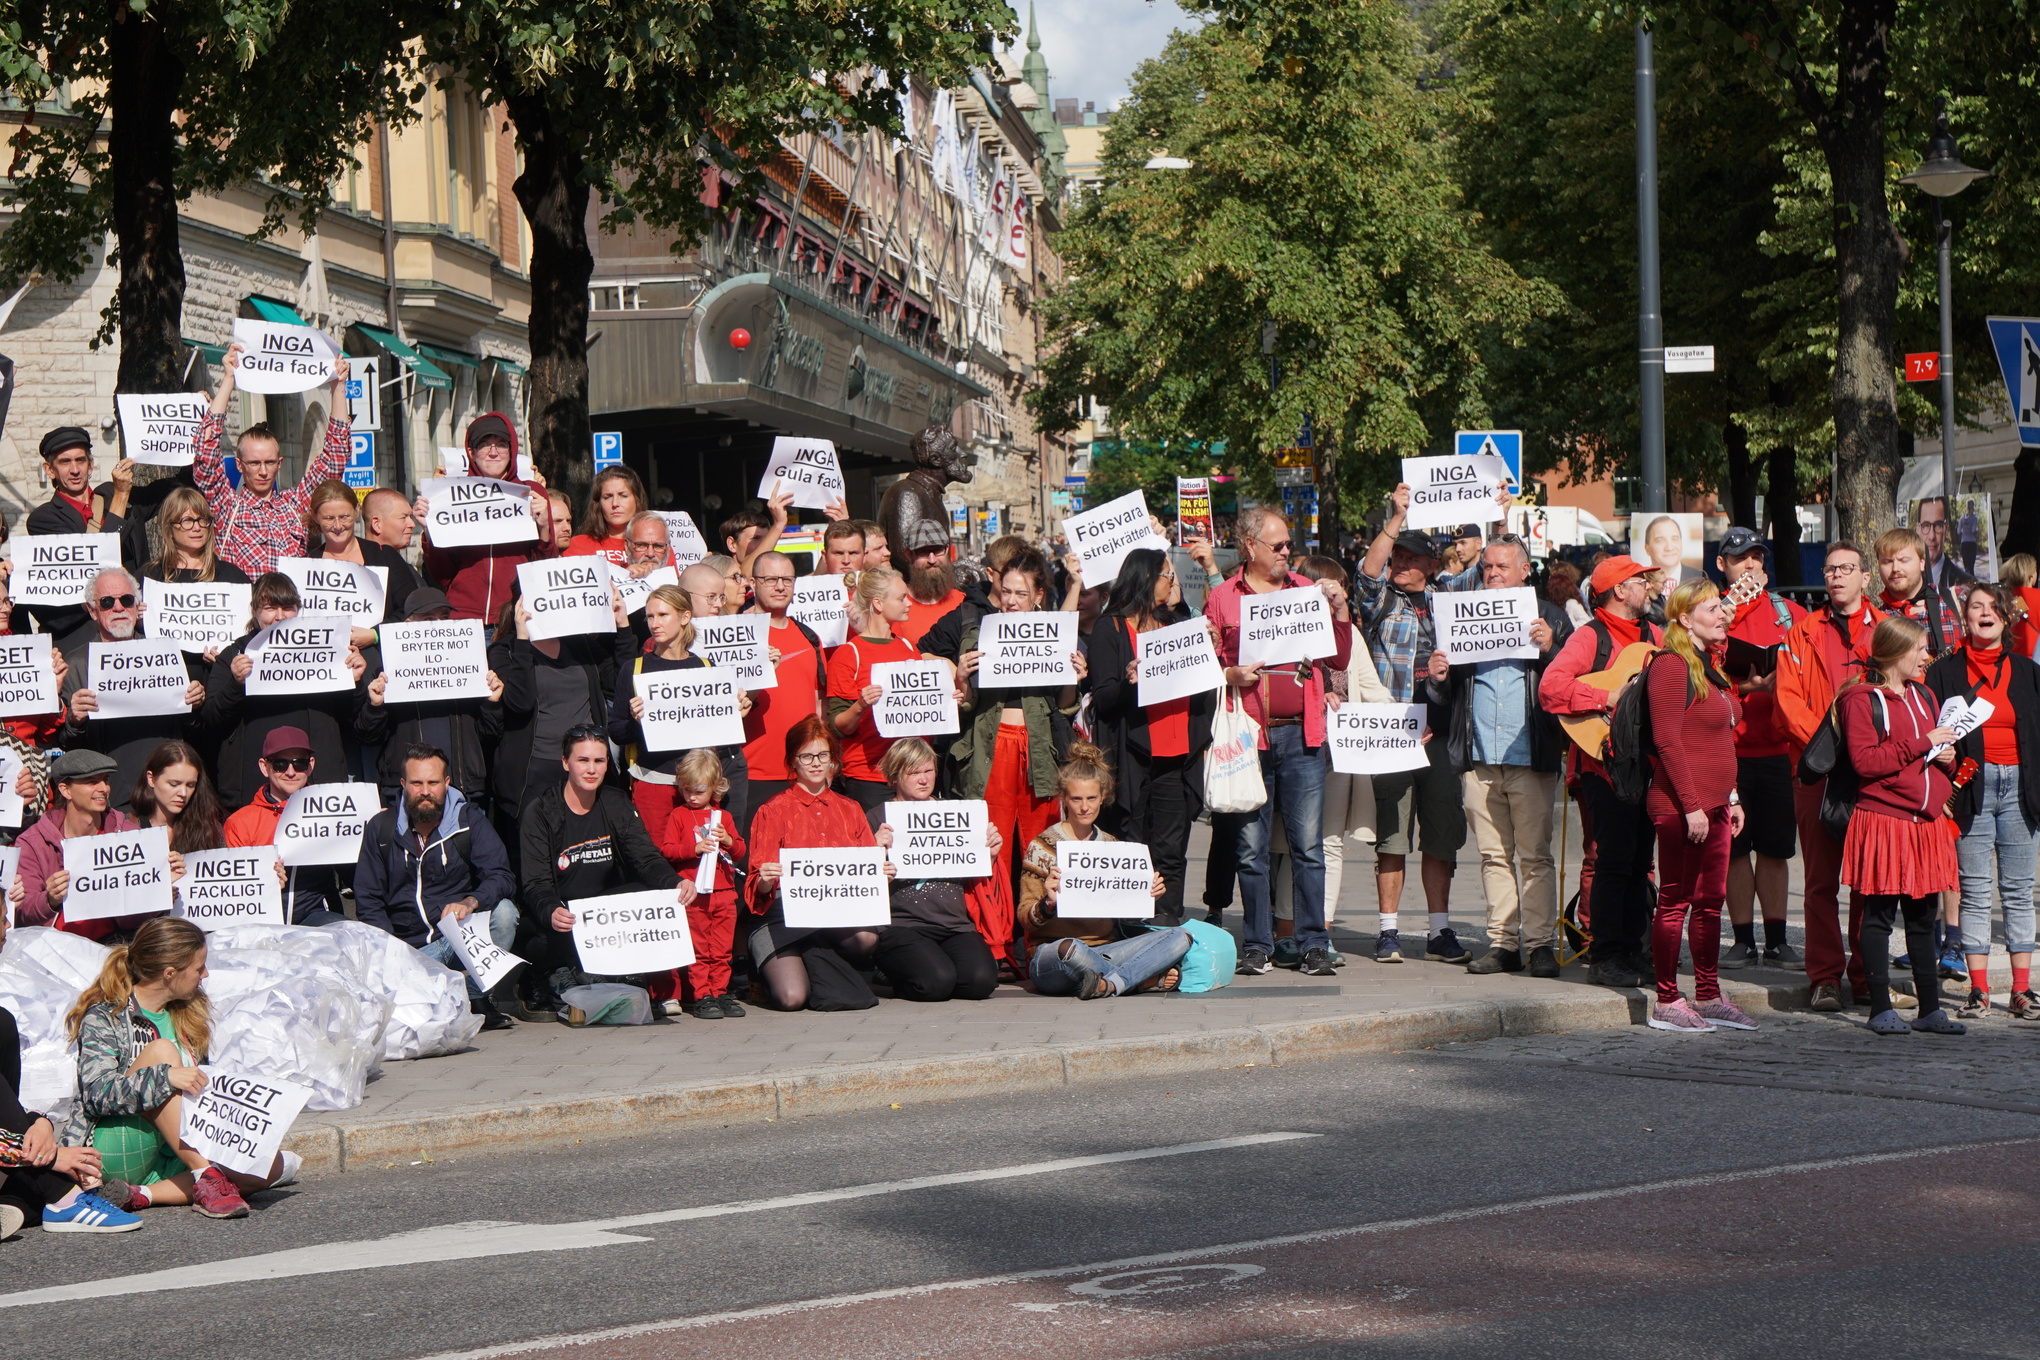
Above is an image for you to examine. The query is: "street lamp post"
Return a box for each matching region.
[1635,24,1666,516]
[1899,97,1989,506]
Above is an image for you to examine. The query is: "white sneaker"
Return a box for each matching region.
[271,1149,303,1188]
[1,1204,22,1240]
[659,999,685,1018]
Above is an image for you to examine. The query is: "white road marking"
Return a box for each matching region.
[0,1132,1317,1310]
[405,1136,2040,1360]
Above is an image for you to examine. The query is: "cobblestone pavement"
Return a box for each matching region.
[1439,1009,2040,1114]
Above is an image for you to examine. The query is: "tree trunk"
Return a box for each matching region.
[1823,0,1904,549]
[1765,442,1802,587]
[109,6,187,394]
[504,87,593,516]
[2002,446,2040,564]
[1315,440,1339,553]
[1723,418,1758,532]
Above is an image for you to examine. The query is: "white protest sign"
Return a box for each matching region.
[870,659,958,737]
[144,579,250,654]
[1136,616,1224,706]
[437,445,468,477]
[788,573,850,648]
[0,753,22,829]
[174,846,284,930]
[0,634,61,716]
[378,619,491,703]
[693,613,776,689]
[0,846,17,923]
[229,318,340,394]
[977,611,1078,687]
[884,800,990,879]
[245,614,354,695]
[1437,587,1540,663]
[516,558,615,640]
[692,810,724,894]
[1929,695,1994,763]
[116,392,209,467]
[273,783,377,866]
[419,476,539,548]
[757,437,846,511]
[1054,839,1156,919]
[609,562,678,617]
[178,1069,313,1177]
[1237,585,1336,667]
[60,825,173,923]
[634,665,746,750]
[1328,704,1430,774]
[570,888,695,975]
[779,846,891,928]
[661,512,710,567]
[278,557,387,630]
[445,911,524,991]
[87,640,192,719]
[14,534,124,607]
[1063,489,1170,588]
[1401,455,1513,533]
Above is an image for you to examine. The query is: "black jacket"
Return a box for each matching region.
[518,782,677,927]
[1924,647,2040,832]
[58,630,207,812]
[488,628,637,810]
[24,484,129,646]
[202,631,368,808]
[307,539,423,625]
[354,640,504,799]
[1426,597,1574,776]
[1083,611,1215,815]
[353,788,517,947]
[918,576,995,667]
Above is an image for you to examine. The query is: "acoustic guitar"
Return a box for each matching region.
[1559,571,1767,759]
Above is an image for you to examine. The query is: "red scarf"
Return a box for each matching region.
[1964,642,2008,689]
[1593,608,1641,649]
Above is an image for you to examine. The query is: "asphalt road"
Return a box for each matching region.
[5,1020,2037,1360]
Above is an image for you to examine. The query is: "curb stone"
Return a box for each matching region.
[283,976,1807,1177]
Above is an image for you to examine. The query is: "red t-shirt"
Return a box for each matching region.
[1963,644,2020,765]
[744,618,824,780]
[566,534,628,568]
[898,589,964,647]
[826,633,923,782]
[1128,621,1190,757]
[2012,588,2040,661]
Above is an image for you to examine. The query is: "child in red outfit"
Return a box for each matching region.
[657,748,748,1019]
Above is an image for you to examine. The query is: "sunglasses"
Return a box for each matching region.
[265,754,312,773]
[95,593,137,611]
[563,723,607,745]
[1259,539,1293,554]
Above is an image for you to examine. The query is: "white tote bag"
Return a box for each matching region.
[1202,685,1267,813]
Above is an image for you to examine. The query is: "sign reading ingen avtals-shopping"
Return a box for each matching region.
[757,437,846,511]
[883,800,991,879]
[693,614,776,689]
[1438,587,1540,663]
[1064,490,1170,588]
[116,392,209,467]
[976,611,1079,687]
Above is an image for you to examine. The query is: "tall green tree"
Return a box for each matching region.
[0,3,416,393]
[418,1,1012,507]
[1031,0,1558,542]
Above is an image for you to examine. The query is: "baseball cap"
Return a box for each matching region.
[465,412,514,451]
[261,726,314,758]
[1391,529,1442,557]
[405,587,452,618]
[49,749,118,782]
[1718,526,1769,559]
[1589,556,1652,593]
[1452,524,1483,540]
[39,426,92,461]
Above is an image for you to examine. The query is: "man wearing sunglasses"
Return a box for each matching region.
[223,726,348,926]
[56,567,208,812]
[1205,506,1353,977]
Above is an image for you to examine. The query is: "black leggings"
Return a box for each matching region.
[872,925,998,1003]
[1860,894,1943,1016]
[1,1008,72,1210]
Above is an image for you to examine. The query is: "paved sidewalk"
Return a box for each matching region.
[287,811,1854,1174]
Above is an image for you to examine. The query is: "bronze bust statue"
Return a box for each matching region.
[879,425,973,573]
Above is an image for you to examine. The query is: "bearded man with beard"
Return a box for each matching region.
[57,567,208,811]
[354,743,521,1030]
[896,522,969,648]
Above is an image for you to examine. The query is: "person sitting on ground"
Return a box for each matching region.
[354,744,521,1031]
[1,1003,141,1237]
[13,749,180,942]
[132,740,225,853]
[221,726,345,925]
[866,738,1006,1002]
[1019,743,1182,999]
[522,726,696,1021]
[63,917,297,1221]
[744,716,896,1011]
[652,748,748,1020]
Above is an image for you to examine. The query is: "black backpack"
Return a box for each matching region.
[1603,651,1673,804]
[1797,688,1886,840]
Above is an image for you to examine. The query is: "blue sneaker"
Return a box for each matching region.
[1894,952,1912,969]
[1939,947,1969,983]
[1373,930,1404,964]
[41,1192,142,1233]
[1426,929,1470,964]
[1271,937,1304,969]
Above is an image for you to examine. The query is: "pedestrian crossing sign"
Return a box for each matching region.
[1986,317,2040,446]
[1454,430,1521,486]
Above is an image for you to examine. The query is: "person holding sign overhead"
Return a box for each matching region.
[1206,508,1353,978]
[419,412,551,625]
[866,738,1006,1000]
[954,549,1083,890]
[828,569,955,813]
[303,479,420,628]
[190,343,351,577]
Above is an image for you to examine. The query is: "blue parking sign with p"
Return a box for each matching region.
[1455,430,1522,486]
[345,432,375,491]
[593,432,623,470]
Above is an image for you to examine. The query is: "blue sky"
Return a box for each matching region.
[1014,0,1194,111]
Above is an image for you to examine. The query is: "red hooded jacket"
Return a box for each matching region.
[421,411,554,625]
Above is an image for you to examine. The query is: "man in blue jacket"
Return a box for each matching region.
[354,742,520,1030]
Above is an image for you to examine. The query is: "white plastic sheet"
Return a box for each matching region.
[0,928,109,1123]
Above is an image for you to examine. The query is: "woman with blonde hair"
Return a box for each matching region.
[1839,614,1968,1035]
[611,583,714,853]
[826,568,964,812]
[1641,578,1755,1032]
[63,917,295,1219]
[143,486,249,586]
[866,737,1006,998]
[302,477,420,628]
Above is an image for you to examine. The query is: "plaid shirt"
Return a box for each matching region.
[1355,561,1478,701]
[190,411,350,577]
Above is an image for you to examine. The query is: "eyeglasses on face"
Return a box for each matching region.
[169,515,212,530]
[1823,563,1862,577]
[755,573,795,586]
[95,593,137,611]
[265,754,312,773]
[792,751,834,767]
[629,538,667,549]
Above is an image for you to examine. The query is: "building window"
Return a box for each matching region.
[1612,473,1639,516]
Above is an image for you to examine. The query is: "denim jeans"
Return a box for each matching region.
[1030,927,1193,997]
[1237,725,1327,954]
[1956,763,2038,955]
[420,899,521,1001]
